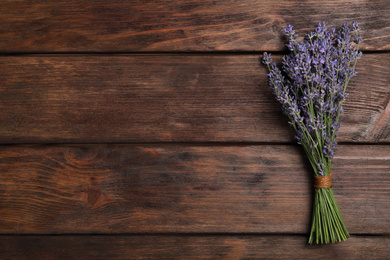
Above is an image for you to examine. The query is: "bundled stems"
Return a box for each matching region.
[262,21,362,244]
[309,187,349,244]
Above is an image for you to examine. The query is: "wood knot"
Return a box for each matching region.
[81,187,109,208]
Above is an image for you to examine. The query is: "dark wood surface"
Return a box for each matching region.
[1,54,389,143]
[1,235,389,260]
[0,145,389,234]
[0,0,389,52]
[1,0,389,259]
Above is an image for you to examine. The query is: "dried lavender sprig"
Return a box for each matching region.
[262,21,362,177]
[261,21,362,244]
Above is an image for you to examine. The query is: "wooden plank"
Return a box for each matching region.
[0,144,389,234]
[0,54,388,143]
[0,1,389,52]
[1,235,389,259]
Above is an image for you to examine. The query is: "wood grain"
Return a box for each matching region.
[1,1,388,255]
[0,1,389,52]
[1,235,389,260]
[0,54,389,143]
[0,145,389,234]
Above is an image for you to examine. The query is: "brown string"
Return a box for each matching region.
[314,172,332,189]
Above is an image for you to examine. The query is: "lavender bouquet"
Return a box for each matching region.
[262,22,362,244]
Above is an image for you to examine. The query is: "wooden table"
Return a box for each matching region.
[1,1,389,259]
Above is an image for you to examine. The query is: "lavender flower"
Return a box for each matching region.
[261,22,363,245]
[261,21,362,176]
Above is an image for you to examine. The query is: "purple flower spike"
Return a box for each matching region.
[352,21,360,32]
[262,21,363,174]
[261,52,272,65]
[261,21,362,245]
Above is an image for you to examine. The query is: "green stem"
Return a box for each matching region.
[308,187,349,244]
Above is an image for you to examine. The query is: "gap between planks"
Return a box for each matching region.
[0,233,388,237]
[0,142,389,147]
[0,50,390,56]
